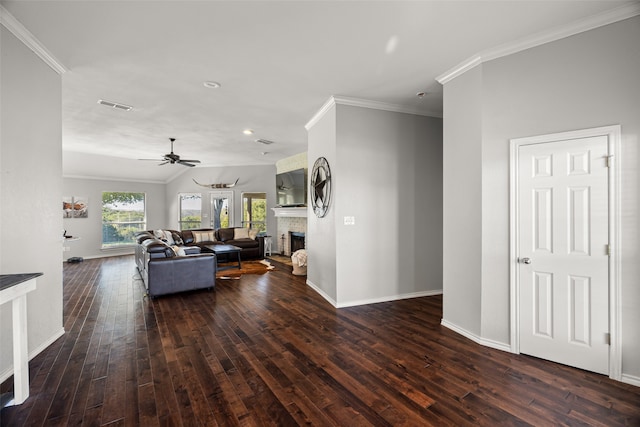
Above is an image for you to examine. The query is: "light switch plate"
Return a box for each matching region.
[344,216,355,225]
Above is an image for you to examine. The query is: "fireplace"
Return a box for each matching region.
[289,231,305,254]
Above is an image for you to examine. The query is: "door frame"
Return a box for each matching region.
[208,190,234,228]
[509,125,621,380]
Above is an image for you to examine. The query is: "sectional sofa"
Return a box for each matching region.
[134,227,265,298]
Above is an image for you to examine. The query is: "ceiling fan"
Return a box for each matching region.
[139,138,201,167]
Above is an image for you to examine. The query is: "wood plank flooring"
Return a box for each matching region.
[1,255,639,426]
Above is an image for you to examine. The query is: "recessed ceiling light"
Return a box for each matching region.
[203,81,221,89]
[243,129,254,135]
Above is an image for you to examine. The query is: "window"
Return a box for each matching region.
[241,192,267,233]
[179,193,202,230]
[102,192,146,247]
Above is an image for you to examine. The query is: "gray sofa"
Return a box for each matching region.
[135,230,216,298]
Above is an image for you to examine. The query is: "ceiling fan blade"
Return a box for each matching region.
[158,161,169,166]
[179,159,200,163]
[138,158,164,161]
[178,161,197,167]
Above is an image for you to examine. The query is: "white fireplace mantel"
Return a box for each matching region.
[272,207,308,218]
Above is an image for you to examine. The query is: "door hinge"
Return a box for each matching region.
[605,333,611,345]
[606,244,611,256]
[606,155,614,168]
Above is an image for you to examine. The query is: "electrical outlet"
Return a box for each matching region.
[344,216,355,225]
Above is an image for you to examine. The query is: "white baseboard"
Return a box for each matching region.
[305,279,337,307]
[0,327,65,383]
[441,319,512,353]
[621,373,640,387]
[335,289,443,308]
[304,280,443,309]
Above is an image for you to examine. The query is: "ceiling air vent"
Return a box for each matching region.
[98,99,133,111]
[255,139,275,145]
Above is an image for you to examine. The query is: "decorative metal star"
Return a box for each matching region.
[313,169,327,203]
[310,157,331,218]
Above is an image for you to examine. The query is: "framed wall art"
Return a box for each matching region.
[63,196,88,218]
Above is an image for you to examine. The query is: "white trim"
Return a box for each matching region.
[437,3,640,84]
[0,5,67,74]
[271,207,307,218]
[436,56,482,86]
[63,174,167,185]
[621,374,640,388]
[335,289,443,309]
[305,97,337,131]
[509,125,622,382]
[306,279,338,307]
[332,96,442,118]
[0,327,65,383]
[441,320,511,353]
[305,95,442,130]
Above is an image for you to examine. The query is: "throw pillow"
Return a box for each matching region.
[193,230,215,243]
[234,228,250,239]
[171,245,186,256]
[153,229,175,245]
[171,232,184,245]
[163,230,175,245]
[248,229,259,240]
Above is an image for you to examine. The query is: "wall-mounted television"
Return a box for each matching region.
[276,168,307,207]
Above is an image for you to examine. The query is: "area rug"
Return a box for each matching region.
[216,259,275,279]
[267,254,292,266]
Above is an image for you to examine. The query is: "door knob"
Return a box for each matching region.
[520,257,532,264]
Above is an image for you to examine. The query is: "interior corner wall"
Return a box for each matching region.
[306,104,338,304]
[334,105,443,306]
[443,15,640,379]
[1,26,64,379]
[62,177,167,259]
[442,65,483,336]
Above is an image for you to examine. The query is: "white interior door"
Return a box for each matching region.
[517,135,610,375]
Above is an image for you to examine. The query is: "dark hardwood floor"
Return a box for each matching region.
[2,255,639,426]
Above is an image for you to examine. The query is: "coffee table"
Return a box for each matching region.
[205,244,242,271]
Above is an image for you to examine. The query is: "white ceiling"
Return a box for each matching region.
[2,0,634,183]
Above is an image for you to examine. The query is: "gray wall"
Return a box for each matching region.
[442,66,483,336]
[62,177,167,259]
[307,100,443,307]
[442,16,640,379]
[307,104,338,303]
[0,26,64,380]
[335,105,443,305]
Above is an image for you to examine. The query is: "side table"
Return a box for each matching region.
[264,235,272,256]
[0,273,41,406]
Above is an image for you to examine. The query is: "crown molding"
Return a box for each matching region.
[0,5,67,74]
[63,174,167,185]
[305,95,442,130]
[305,96,337,130]
[333,96,443,118]
[437,2,640,84]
